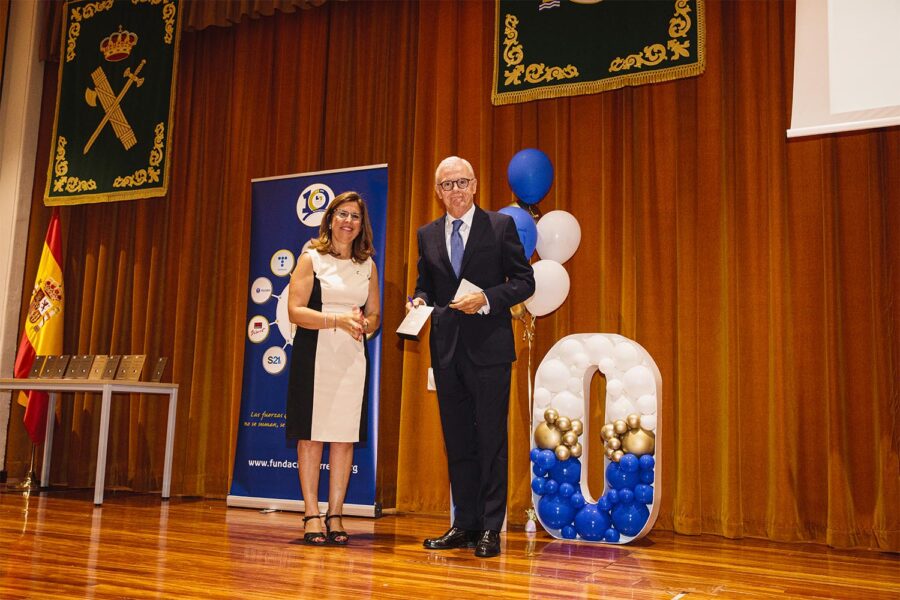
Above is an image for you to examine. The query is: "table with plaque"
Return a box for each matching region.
[0,374,178,506]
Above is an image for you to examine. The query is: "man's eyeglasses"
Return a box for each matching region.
[438,178,472,192]
[335,209,361,222]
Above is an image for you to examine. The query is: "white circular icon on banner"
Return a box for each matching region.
[297,184,335,228]
[250,277,273,304]
[262,346,287,375]
[247,315,270,343]
[270,249,295,277]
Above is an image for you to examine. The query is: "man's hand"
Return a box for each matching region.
[406,296,426,313]
[449,292,486,315]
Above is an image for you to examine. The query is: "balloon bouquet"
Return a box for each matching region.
[502,148,583,530]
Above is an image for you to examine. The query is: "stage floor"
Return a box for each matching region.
[0,487,897,599]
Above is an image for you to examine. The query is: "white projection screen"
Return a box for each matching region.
[788,0,900,138]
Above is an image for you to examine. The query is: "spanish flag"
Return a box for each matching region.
[13,208,64,444]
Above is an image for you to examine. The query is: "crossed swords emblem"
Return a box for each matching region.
[83,59,146,154]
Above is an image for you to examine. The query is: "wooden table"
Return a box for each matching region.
[0,378,178,505]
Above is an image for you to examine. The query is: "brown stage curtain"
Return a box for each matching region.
[40,0,330,61]
[9,0,898,551]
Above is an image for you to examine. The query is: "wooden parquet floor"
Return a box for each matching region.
[0,488,897,599]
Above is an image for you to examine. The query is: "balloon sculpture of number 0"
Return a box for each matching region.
[530,334,661,543]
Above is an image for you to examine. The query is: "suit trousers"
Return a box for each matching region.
[433,343,511,532]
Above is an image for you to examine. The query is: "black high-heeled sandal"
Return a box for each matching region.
[302,514,327,546]
[324,514,349,545]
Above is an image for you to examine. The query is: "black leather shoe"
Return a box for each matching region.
[474,530,501,558]
[423,527,478,549]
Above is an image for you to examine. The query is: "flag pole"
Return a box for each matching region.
[16,444,39,490]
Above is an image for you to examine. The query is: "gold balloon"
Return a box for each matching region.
[626,413,641,430]
[570,420,583,436]
[534,422,561,449]
[556,416,572,432]
[622,428,656,456]
[600,424,616,441]
[614,420,628,435]
[562,431,578,447]
[605,446,616,459]
[607,437,621,451]
[569,442,583,458]
[612,450,624,462]
[543,407,559,424]
[510,302,527,320]
[555,445,571,461]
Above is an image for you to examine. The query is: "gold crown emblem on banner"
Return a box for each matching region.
[100,26,138,62]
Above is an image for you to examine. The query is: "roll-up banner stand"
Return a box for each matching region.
[228,165,387,517]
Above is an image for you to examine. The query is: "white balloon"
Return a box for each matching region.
[536,210,581,264]
[572,352,590,371]
[614,341,640,371]
[640,414,657,432]
[598,357,616,375]
[636,394,657,415]
[606,396,633,422]
[557,338,585,361]
[624,365,655,399]
[566,376,583,395]
[524,260,570,317]
[551,390,583,420]
[534,387,552,409]
[607,378,624,398]
[535,359,569,393]
[586,335,615,364]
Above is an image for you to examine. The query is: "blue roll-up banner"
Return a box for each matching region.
[227,165,387,517]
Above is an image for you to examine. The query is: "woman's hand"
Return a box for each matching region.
[336,308,367,341]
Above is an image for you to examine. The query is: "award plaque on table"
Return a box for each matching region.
[88,355,109,380]
[148,357,168,383]
[28,356,47,378]
[115,355,147,382]
[102,355,122,379]
[41,355,71,379]
[65,355,94,379]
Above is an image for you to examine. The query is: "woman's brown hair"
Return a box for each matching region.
[309,191,375,262]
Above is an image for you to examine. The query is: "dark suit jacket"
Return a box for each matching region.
[415,207,535,369]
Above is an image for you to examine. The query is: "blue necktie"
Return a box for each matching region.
[450,219,464,277]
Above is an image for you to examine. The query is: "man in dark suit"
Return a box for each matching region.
[408,156,535,558]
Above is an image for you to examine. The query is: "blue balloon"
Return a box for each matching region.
[574,504,610,541]
[507,148,554,205]
[537,449,557,471]
[530,447,541,463]
[498,206,538,260]
[531,476,547,495]
[619,453,640,473]
[611,502,650,536]
[558,483,575,498]
[550,457,581,484]
[639,469,655,484]
[597,494,612,511]
[635,484,654,504]
[606,461,640,490]
[561,525,577,540]
[606,489,620,505]
[639,454,656,471]
[569,491,585,510]
[538,494,575,529]
[544,479,559,496]
[604,528,620,543]
[619,488,634,504]
[532,463,548,477]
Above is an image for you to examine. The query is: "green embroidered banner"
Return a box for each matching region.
[45,0,181,205]
[493,0,705,106]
